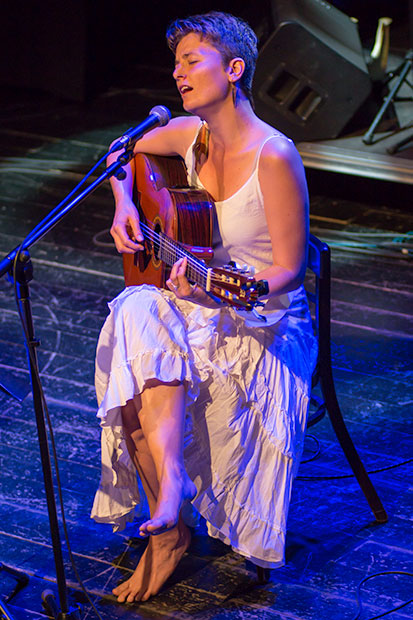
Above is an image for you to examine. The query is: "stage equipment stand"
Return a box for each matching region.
[0,380,24,402]
[363,1,413,145]
[0,148,134,620]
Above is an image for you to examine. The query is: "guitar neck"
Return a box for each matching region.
[140,221,210,289]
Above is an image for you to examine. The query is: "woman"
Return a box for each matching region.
[91,11,317,603]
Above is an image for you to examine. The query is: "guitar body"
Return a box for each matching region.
[120,153,261,313]
[123,153,214,287]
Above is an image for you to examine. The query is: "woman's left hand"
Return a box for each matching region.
[166,257,196,299]
[167,257,222,308]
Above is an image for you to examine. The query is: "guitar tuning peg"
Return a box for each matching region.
[223,261,236,271]
[242,264,255,276]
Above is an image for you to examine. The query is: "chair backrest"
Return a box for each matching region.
[307,234,331,365]
[306,234,331,426]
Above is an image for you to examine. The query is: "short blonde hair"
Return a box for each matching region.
[166,11,258,105]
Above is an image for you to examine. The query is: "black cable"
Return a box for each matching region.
[300,434,321,464]
[11,260,105,618]
[351,571,413,620]
[297,456,413,481]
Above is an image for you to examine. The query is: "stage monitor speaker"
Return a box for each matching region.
[253,0,373,141]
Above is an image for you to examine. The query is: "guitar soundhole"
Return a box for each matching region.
[152,216,163,268]
[153,222,161,259]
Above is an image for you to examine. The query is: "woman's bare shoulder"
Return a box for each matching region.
[256,124,308,205]
[259,128,302,172]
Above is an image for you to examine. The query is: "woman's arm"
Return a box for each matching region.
[108,116,200,253]
[256,138,309,296]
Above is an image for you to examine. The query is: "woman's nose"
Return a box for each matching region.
[173,64,185,80]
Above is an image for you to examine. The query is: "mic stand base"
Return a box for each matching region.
[42,590,81,620]
[0,563,80,620]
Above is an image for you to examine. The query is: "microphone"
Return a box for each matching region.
[109,105,171,153]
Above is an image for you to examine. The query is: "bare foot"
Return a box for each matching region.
[112,543,151,603]
[112,518,191,603]
[139,467,196,537]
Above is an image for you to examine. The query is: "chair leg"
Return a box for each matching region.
[320,366,388,523]
[256,566,270,584]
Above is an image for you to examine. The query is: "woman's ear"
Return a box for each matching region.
[227,57,245,83]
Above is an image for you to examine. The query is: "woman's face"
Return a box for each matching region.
[173,32,232,114]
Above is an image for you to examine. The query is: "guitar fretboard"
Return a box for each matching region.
[140,221,210,290]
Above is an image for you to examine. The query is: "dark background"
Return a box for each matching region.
[0,0,409,102]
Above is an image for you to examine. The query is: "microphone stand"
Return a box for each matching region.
[0,148,134,619]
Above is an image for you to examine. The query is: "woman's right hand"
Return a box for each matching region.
[110,198,145,254]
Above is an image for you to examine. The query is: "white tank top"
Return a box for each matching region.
[184,123,304,326]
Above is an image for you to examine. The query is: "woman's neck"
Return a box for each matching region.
[201,96,257,152]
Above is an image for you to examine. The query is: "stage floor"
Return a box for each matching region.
[298,128,413,185]
[0,83,412,620]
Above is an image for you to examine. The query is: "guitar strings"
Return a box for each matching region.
[139,221,209,284]
[141,224,207,281]
[138,220,252,296]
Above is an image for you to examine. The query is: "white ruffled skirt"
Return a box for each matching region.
[91,284,317,569]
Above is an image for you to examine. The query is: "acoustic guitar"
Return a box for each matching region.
[122,153,265,312]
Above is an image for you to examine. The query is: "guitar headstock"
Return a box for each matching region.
[209,264,264,310]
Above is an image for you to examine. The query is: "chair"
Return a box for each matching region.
[255,234,388,584]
